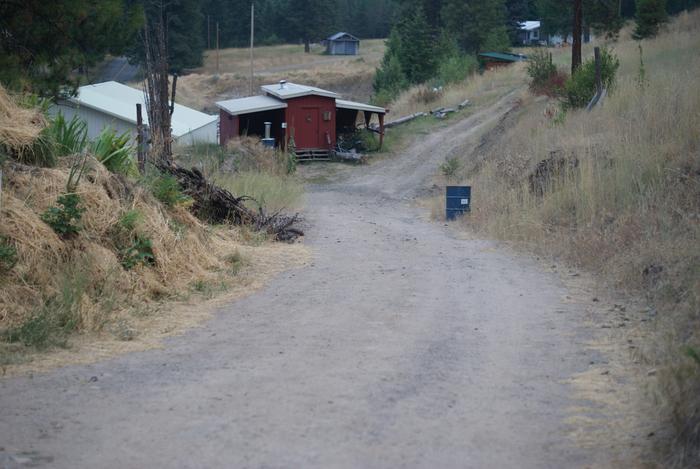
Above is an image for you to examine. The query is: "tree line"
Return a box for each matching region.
[0,0,698,97]
[372,0,699,104]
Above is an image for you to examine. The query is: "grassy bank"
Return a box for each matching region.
[0,90,306,371]
[443,11,699,465]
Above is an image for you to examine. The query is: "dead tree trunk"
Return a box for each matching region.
[143,4,173,165]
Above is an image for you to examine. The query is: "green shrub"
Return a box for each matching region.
[0,236,18,272]
[437,53,477,85]
[91,127,135,175]
[118,209,141,232]
[149,173,190,207]
[527,49,557,90]
[440,156,460,179]
[564,47,620,109]
[48,113,87,157]
[120,234,155,270]
[41,193,85,237]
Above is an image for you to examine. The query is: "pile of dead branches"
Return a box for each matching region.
[157,161,303,241]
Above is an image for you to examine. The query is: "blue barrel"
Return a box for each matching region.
[446,186,471,220]
[261,138,275,148]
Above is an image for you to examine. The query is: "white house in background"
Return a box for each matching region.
[53,81,218,145]
[518,21,594,46]
[519,21,543,45]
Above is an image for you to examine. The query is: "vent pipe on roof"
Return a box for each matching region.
[279,80,287,90]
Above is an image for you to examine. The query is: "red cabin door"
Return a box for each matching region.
[297,107,320,149]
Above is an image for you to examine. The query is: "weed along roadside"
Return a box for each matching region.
[0,86,309,374]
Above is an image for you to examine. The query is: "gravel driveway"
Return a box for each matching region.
[0,91,612,468]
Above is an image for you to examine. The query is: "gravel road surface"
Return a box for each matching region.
[0,91,610,468]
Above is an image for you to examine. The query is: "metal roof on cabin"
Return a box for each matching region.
[327,32,359,42]
[335,99,385,114]
[216,95,287,115]
[261,82,340,100]
[68,81,218,137]
[478,52,528,62]
[519,21,541,31]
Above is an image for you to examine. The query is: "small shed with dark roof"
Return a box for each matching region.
[325,32,360,55]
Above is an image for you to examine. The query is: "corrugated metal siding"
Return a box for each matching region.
[176,121,219,145]
[54,103,136,140]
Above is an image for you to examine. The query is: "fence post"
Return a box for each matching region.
[594,47,602,94]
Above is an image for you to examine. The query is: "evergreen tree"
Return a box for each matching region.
[396,7,438,83]
[633,0,668,39]
[442,0,510,53]
[0,0,142,96]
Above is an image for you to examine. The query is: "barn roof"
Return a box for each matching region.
[478,52,528,62]
[67,81,217,137]
[216,95,287,115]
[336,99,385,114]
[261,82,340,100]
[519,21,541,31]
[327,32,359,42]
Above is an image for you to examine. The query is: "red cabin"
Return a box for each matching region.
[216,81,385,159]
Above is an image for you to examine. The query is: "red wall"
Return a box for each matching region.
[219,109,239,146]
[284,95,336,150]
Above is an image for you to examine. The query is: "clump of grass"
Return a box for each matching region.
[3,261,89,349]
[146,172,191,207]
[48,113,87,157]
[0,236,18,273]
[214,171,304,213]
[440,156,460,179]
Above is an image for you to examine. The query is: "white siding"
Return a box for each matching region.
[175,120,219,146]
[52,102,218,146]
[53,103,136,141]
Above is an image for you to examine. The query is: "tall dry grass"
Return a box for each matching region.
[459,11,700,465]
[387,63,526,119]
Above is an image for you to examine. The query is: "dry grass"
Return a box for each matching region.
[453,11,700,465]
[175,40,386,112]
[0,87,46,156]
[387,63,526,119]
[0,90,309,372]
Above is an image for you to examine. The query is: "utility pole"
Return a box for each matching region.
[572,0,583,74]
[207,15,211,50]
[250,2,255,95]
[216,21,220,74]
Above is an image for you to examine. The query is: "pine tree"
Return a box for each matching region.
[442,0,510,53]
[0,0,143,96]
[633,0,668,39]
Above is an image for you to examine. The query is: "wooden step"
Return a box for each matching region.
[295,148,331,161]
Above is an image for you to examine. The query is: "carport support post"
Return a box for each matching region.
[378,113,384,148]
[363,111,371,129]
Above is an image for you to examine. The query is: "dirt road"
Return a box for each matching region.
[1,92,616,468]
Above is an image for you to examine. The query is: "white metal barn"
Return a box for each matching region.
[53,81,219,145]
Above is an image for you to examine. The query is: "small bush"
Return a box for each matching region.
[564,47,620,109]
[0,235,18,272]
[41,193,85,237]
[91,127,135,175]
[440,156,460,179]
[225,250,245,275]
[527,49,567,97]
[118,209,141,232]
[437,53,478,85]
[48,113,87,157]
[149,173,191,207]
[120,234,155,270]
